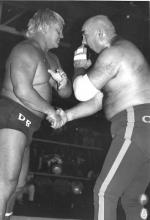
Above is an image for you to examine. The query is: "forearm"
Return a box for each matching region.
[73,67,86,80]
[57,79,72,98]
[15,88,55,116]
[73,44,91,80]
[48,69,72,98]
[66,94,103,122]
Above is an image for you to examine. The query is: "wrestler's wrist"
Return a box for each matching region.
[45,107,56,117]
[74,67,86,78]
[65,110,72,122]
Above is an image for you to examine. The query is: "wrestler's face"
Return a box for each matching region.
[82,23,106,53]
[82,25,99,53]
[45,23,63,49]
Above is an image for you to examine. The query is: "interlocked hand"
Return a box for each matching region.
[46,111,63,129]
[46,108,68,129]
[56,108,68,127]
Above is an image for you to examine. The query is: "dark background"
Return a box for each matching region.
[0,1,149,219]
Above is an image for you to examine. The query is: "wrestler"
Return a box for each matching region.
[56,15,150,220]
[0,8,71,220]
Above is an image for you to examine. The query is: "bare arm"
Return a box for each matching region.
[87,49,120,90]
[48,52,72,98]
[57,77,72,98]
[73,48,120,94]
[66,92,103,122]
[52,91,103,129]
[10,45,56,116]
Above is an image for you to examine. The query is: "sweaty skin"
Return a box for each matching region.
[87,39,150,119]
[1,39,58,118]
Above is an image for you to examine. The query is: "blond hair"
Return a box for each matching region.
[26,8,65,38]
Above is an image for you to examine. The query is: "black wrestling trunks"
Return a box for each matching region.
[0,96,42,141]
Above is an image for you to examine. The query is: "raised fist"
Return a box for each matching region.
[74,45,92,69]
[74,45,87,61]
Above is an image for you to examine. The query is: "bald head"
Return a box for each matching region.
[82,15,116,41]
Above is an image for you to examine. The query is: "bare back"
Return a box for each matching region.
[90,39,150,119]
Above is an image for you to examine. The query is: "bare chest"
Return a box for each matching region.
[33,55,51,85]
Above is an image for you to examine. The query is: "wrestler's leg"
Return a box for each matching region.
[0,129,27,220]
[93,135,149,220]
[5,146,30,220]
[121,158,150,220]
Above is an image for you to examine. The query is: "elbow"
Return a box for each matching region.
[73,87,87,102]
[13,87,29,101]
[73,75,96,102]
[73,76,88,101]
[65,87,72,98]
[58,82,72,98]
[64,81,72,98]
[59,87,72,98]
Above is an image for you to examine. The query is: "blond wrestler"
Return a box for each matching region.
[0,8,71,220]
[55,15,150,220]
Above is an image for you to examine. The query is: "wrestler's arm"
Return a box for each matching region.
[48,53,72,98]
[63,50,118,122]
[57,77,72,98]
[65,92,103,122]
[10,45,57,116]
[60,50,107,122]
[85,49,120,90]
[54,50,119,128]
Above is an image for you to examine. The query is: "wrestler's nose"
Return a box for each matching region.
[60,31,63,39]
[82,35,86,45]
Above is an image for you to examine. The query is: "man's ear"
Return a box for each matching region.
[98,30,106,40]
[42,24,49,34]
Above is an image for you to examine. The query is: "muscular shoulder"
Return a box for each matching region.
[95,39,138,74]
[7,40,42,79]
[99,45,123,64]
[9,40,40,64]
[100,40,146,72]
[93,46,122,80]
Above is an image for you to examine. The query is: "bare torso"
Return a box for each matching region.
[98,40,150,119]
[1,39,59,118]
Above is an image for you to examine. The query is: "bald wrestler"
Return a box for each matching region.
[0,8,71,220]
[55,15,150,220]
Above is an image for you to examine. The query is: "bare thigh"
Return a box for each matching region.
[17,146,30,188]
[0,128,27,184]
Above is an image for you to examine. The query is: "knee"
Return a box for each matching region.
[0,179,17,200]
[16,175,28,192]
[93,182,103,205]
[94,185,119,206]
[15,185,25,194]
[93,179,103,198]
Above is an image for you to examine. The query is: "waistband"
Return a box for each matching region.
[111,103,150,124]
[0,95,42,122]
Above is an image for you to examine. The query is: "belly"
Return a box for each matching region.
[1,83,52,118]
[104,90,150,120]
[34,83,52,102]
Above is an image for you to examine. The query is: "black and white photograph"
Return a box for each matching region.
[0,1,149,220]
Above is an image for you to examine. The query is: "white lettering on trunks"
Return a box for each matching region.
[18,113,31,127]
[142,115,150,123]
